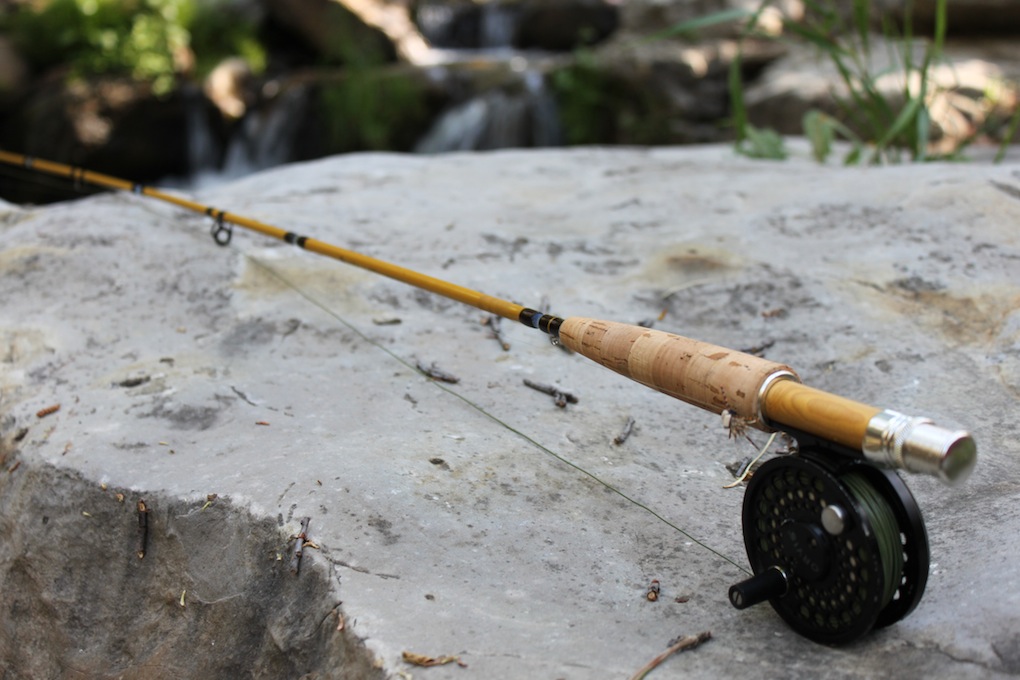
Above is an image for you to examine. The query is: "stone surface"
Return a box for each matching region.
[1,145,1019,677]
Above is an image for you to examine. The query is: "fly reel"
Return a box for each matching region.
[729,448,928,644]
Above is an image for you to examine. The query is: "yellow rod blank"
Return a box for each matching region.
[0,150,524,321]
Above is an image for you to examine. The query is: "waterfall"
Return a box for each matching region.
[221,86,309,180]
[415,0,521,49]
[479,4,518,48]
[171,85,309,190]
[414,67,563,154]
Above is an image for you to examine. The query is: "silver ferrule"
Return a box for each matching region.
[862,409,977,485]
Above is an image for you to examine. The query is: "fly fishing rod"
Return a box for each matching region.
[0,149,977,644]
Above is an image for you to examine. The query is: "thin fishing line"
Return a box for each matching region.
[245,254,751,575]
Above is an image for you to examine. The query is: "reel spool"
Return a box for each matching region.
[729,449,928,644]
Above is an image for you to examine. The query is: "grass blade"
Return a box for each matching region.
[645,8,753,41]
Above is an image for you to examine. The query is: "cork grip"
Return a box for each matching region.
[558,317,796,427]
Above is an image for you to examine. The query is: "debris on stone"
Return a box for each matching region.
[290,517,311,575]
[401,651,467,668]
[137,500,149,559]
[482,314,510,351]
[614,416,636,445]
[629,631,712,680]
[522,378,577,408]
[35,404,60,419]
[416,360,460,384]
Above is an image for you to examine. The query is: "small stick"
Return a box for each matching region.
[739,339,775,357]
[628,631,712,680]
[290,517,311,574]
[522,378,578,408]
[483,314,511,351]
[137,500,149,559]
[416,360,460,384]
[614,416,636,445]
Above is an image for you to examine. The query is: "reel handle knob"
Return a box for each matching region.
[729,566,788,610]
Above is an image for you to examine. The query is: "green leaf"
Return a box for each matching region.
[876,94,923,149]
[728,55,747,143]
[803,109,834,162]
[739,124,787,160]
[646,8,753,41]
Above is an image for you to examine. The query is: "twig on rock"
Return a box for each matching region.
[523,378,578,408]
[614,416,636,445]
[137,500,149,559]
[628,631,712,680]
[482,314,510,351]
[290,517,311,575]
[416,360,460,383]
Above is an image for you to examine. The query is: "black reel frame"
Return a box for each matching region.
[729,434,929,645]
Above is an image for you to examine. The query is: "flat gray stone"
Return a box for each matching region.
[1,145,1018,677]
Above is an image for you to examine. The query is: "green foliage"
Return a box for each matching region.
[995,106,1020,163]
[728,52,787,159]
[187,3,266,78]
[644,8,752,42]
[550,50,618,145]
[318,71,430,152]
[2,0,266,94]
[784,0,948,163]
[671,0,967,163]
[552,49,678,146]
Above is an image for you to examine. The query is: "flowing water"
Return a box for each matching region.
[177,4,568,186]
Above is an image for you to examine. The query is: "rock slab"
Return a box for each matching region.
[1,145,1019,678]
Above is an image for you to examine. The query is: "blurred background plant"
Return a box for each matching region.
[1,0,266,95]
[717,0,1019,163]
[1,0,1018,203]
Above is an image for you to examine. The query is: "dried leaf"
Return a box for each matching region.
[402,651,467,668]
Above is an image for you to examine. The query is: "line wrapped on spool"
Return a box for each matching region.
[842,472,904,609]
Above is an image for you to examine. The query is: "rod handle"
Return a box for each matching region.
[761,380,977,484]
[557,317,795,427]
